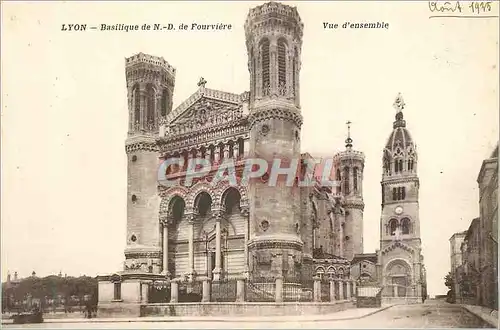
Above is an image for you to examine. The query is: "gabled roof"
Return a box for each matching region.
[165,87,248,125]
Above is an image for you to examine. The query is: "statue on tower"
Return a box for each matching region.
[393,93,405,113]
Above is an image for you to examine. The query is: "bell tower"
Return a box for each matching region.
[333,121,365,261]
[378,93,424,302]
[245,1,304,281]
[124,53,176,273]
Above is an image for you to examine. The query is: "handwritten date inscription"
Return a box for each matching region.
[428,1,493,16]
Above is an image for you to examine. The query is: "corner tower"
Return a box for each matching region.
[124,53,176,273]
[245,2,304,281]
[333,121,365,261]
[378,93,424,302]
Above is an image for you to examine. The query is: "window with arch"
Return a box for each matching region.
[161,89,169,117]
[401,218,411,234]
[277,38,287,92]
[223,187,241,215]
[389,219,398,235]
[146,84,155,126]
[353,167,359,193]
[293,48,298,95]
[251,47,256,98]
[195,192,212,217]
[260,38,270,95]
[228,141,234,158]
[343,167,350,195]
[218,143,225,161]
[133,84,140,126]
[237,138,244,159]
[393,186,406,200]
[408,159,414,171]
[209,145,215,163]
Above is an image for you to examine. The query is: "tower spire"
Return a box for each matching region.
[345,120,353,149]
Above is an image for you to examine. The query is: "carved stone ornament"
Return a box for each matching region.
[260,124,270,136]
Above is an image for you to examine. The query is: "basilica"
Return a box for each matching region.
[97,1,426,309]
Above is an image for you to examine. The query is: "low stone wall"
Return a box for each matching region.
[141,301,355,317]
[98,303,142,318]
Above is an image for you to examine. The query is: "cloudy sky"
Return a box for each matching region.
[1,1,498,296]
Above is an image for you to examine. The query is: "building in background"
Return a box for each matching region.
[449,231,467,301]
[477,143,498,309]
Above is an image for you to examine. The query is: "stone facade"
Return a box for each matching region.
[449,231,467,301]
[450,144,498,309]
[96,1,429,310]
[476,144,498,310]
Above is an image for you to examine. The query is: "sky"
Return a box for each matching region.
[1,1,498,296]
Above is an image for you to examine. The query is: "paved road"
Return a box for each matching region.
[3,301,493,329]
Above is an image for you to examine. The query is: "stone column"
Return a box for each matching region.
[313,276,321,302]
[187,214,195,280]
[346,281,351,300]
[352,280,357,298]
[393,284,398,298]
[275,276,283,303]
[162,219,170,276]
[338,280,344,300]
[213,212,222,281]
[329,279,336,302]
[241,206,250,277]
[170,281,179,303]
[140,282,149,304]
[202,278,211,302]
[236,279,245,302]
[233,143,240,160]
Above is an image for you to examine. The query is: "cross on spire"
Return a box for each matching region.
[345,120,353,149]
[197,77,207,88]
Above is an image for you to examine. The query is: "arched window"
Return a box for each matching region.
[228,141,234,158]
[250,47,256,98]
[389,219,398,235]
[133,84,140,127]
[293,48,298,95]
[146,84,155,126]
[402,187,406,200]
[209,145,215,163]
[401,218,411,234]
[260,38,270,95]
[394,161,399,173]
[399,160,403,172]
[393,188,397,200]
[277,38,287,94]
[237,138,244,159]
[343,167,350,195]
[218,143,225,161]
[161,89,169,117]
[353,167,358,193]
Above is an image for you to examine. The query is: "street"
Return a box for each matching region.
[3,301,494,329]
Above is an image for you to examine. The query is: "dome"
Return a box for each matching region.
[385,126,414,151]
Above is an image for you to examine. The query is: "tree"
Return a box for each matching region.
[444,271,454,290]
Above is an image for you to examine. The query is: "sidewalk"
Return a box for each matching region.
[1,305,394,324]
[461,304,498,328]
